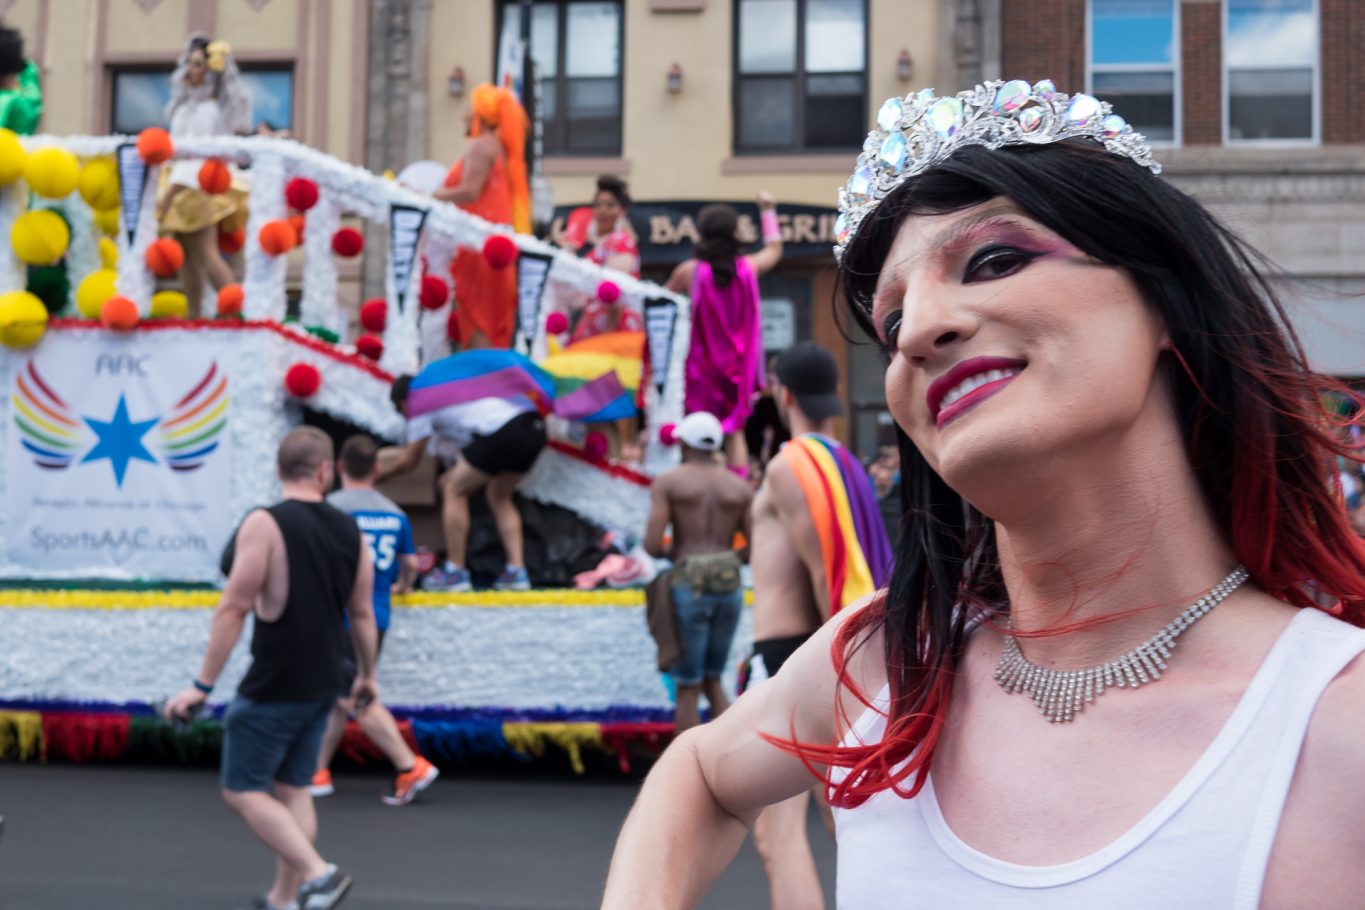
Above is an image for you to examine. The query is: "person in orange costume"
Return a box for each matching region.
[434,83,531,349]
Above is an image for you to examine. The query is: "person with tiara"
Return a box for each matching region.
[603,80,1365,908]
[155,34,251,317]
[434,83,531,350]
[666,193,783,474]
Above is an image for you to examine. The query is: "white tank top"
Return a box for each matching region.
[833,608,1365,909]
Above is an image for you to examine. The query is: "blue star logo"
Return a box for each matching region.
[81,395,159,487]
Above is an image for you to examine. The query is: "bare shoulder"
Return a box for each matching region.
[238,508,281,543]
[1300,637,1365,781]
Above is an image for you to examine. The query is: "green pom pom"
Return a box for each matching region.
[26,263,69,313]
[306,325,340,345]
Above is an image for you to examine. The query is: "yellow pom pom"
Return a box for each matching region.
[150,289,188,319]
[98,235,118,269]
[24,147,81,199]
[76,268,118,319]
[78,158,120,210]
[0,290,48,348]
[0,129,26,185]
[93,206,120,237]
[11,209,70,265]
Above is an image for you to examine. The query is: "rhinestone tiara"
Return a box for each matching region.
[834,79,1162,264]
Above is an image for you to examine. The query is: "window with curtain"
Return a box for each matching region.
[1225,0,1317,141]
[498,0,623,156]
[1089,0,1177,142]
[734,0,867,154]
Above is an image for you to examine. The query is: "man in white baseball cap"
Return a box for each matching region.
[643,410,753,732]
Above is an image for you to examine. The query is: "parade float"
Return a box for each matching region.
[0,130,749,772]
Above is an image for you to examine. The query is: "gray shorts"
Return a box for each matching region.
[220,695,334,792]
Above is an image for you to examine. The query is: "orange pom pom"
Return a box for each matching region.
[100,296,140,331]
[136,128,174,165]
[145,237,185,277]
[217,284,245,317]
[198,159,231,194]
[287,214,306,244]
[258,219,296,256]
[217,228,245,255]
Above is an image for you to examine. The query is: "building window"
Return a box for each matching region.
[110,65,294,135]
[734,0,867,154]
[498,1,623,156]
[1088,0,1178,143]
[1224,0,1317,142]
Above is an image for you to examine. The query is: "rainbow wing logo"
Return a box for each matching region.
[156,362,229,472]
[13,361,86,469]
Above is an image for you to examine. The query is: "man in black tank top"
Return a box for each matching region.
[165,427,378,910]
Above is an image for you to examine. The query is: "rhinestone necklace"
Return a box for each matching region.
[993,566,1250,724]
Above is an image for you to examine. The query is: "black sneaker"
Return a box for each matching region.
[297,865,352,909]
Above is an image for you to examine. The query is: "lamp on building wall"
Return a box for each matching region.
[666,63,683,94]
[896,48,913,82]
[448,66,466,97]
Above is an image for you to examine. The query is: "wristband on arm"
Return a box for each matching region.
[192,679,214,695]
[760,209,781,243]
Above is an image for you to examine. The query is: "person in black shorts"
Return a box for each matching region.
[166,427,378,910]
[378,376,547,592]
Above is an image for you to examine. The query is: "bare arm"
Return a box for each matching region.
[433,138,497,205]
[768,457,831,621]
[604,251,637,274]
[393,553,419,595]
[376,439,426,482]
[346,540,378,681]
[643,475,672,559]
[664,259,695,295]
[165,510,274,719]
[738,486,754,565]
[602,605,874,908]
[744,191,783,276]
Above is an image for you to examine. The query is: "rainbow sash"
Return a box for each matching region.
[784,435,894,614]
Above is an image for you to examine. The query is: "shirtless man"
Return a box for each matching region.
[166,427,377,910]
[745,343,862,910]
[644,411,752,732]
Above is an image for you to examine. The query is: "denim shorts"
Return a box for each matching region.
[669,582,743,685]
[221,695,335,792]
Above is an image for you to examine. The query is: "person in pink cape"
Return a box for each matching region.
[666,192,784,472]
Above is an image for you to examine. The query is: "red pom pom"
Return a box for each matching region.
[596,280,621,304]
[259,220,297,256]
[584,432,610,462]
[284,176,319,212]
[359,298,387,333]
[145,237,185,277]
[419,274,450,310]
[136,127,173,165]
[217,284,245,317]
[284,363,321,398]
[331,226,364,258]
[217,228,245,255]
[355,334,384,361]
[482,234,518,270]
[287,214,306,244]
[659,423,678,446]
[545,311,569,335]
[100,296,140,332]
[198,158,231,194]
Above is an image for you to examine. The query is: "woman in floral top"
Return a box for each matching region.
[562,175,643,342]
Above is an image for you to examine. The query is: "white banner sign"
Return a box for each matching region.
[514,250,553,352]
[643,297,679,396]
[115,142,146,247]
[388,204,427,313]
[4,332,234,579]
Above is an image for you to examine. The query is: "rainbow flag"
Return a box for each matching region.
[409,349,630,424]
[784,434,894,613]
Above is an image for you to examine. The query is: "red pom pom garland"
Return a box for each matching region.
[482,234,518,270]
[597,280,621,304]
[355,334,384,361]
[545,311,569,335]
[359,298,388,333]
[331,226,364,258]
[419,274,450,310]
[284,176,320,212]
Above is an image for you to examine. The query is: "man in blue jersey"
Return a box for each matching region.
[311,434,439,806]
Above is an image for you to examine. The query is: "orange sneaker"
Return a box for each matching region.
[310,768,334,798]
[382,755,439,806]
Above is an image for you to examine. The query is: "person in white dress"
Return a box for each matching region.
[155,33,251,316]
[602,80,1365,909]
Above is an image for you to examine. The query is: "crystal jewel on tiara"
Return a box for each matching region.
[833,79,1162,263]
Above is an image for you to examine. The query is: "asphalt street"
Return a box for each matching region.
[0,763,836,910]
